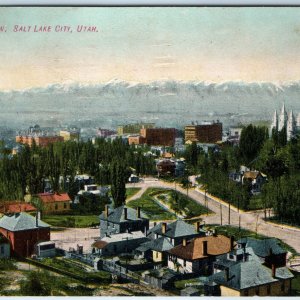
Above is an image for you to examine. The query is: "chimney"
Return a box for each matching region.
[196,221,201,232]
[230,236,235,251]
[183,238,187,247]
[225,268,229,281]
[271,264,276,278]
[162,222,167,234]
[104,205,109,218]
[36,212,39,227]
[124,207,128,220]
[202,240,208,256]
[136,207,141,219]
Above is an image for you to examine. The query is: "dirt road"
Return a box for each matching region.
[127,178,300,253]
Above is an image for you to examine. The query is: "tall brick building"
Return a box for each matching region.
[16,135,64,147]
[140,128,176,146]
[185,122,222,144]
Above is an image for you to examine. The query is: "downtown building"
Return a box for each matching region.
[184,121,223,144]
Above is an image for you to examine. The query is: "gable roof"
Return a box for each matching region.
[168,235,231,260]
[0,202,37,214]
[148,219,202,238]
[208,261,293,291]
[99,205,148,223]
[243,171,261,180]
[37,193,71,203]
[137,236,173,252]
[0,212,50,231]
[237,238,286,257]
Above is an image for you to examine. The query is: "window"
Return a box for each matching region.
[64,203,67,209]
[55,204,58,210]
[244,289,249,296]
[0,246,4,254]
[281,281,285,292]
[183,259,186,267]
[267,284,271,295]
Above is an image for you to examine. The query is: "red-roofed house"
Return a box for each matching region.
[0,202,37,214]
[37,193,71,214]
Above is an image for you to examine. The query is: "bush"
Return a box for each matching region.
[20,271,51,296]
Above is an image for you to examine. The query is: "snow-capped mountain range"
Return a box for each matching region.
[0,79,299,131]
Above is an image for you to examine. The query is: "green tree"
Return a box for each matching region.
[110,160,127,207]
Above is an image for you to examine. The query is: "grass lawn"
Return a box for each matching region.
[43,215,99,228]
[126,187,141,199]
[127,188,176,220]
[41,258,111,282]
[174,278,204,290]
[247,196,265,210]
[151,189,211,218]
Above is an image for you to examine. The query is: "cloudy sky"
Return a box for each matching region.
[1,7,300,89]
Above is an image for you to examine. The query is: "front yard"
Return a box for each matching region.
[42,215,99,228]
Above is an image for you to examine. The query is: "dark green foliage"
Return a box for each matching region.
[110,160,128,207]
[0,138,155,201]
[239,124,269,165]
[20,271,51,296]
[72,193,110,215]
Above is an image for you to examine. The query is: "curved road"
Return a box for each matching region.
[126,177,300,254]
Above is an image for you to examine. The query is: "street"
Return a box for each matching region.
[127,177,300,254]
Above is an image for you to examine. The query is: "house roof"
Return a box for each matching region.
[237,238,286,257]
[99,231,147,244]
[243,171,261,180]
[0,212,50,232]
[208,261,294,291]
[0,202,37,214]
[92,240,108,249]
[148,219,202,239]
[137,237,173,252]
[37,193,71,203]
[168,235,231,260]
[99,205,148,223]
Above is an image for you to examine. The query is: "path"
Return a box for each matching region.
[127,177,300,254]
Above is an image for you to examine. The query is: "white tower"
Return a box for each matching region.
[278,103,288,131]
[287,110,296,141]
[270,110,278,132]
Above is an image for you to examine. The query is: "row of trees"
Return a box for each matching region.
[0,138,156,207]
[183,124,300,224]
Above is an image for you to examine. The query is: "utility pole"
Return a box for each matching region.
[220,204,222,226]
[228,198,231,225]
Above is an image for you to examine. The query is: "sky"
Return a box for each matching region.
[1,7,300,89]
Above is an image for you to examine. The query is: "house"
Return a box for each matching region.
[237,237,287,267]
[167,235,233,275]
[147,220,206,247]
[35,241,56,258]
[91,231,149,256]
[135,236,173,264]
[37,193,71,214]
[0,212,50,257]
[242,171,267,195]
[205,257,294,296]
[0,201,37,214]
[156,159,176,177]
[0,234,10,258]
[75,185,109,203]
[99,205,149,238]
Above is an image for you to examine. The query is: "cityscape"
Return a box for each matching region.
[0,6,300,298]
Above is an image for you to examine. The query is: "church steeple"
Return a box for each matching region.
[287,110,296,141]
[278,103,288,131]
[271,110,278,131]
